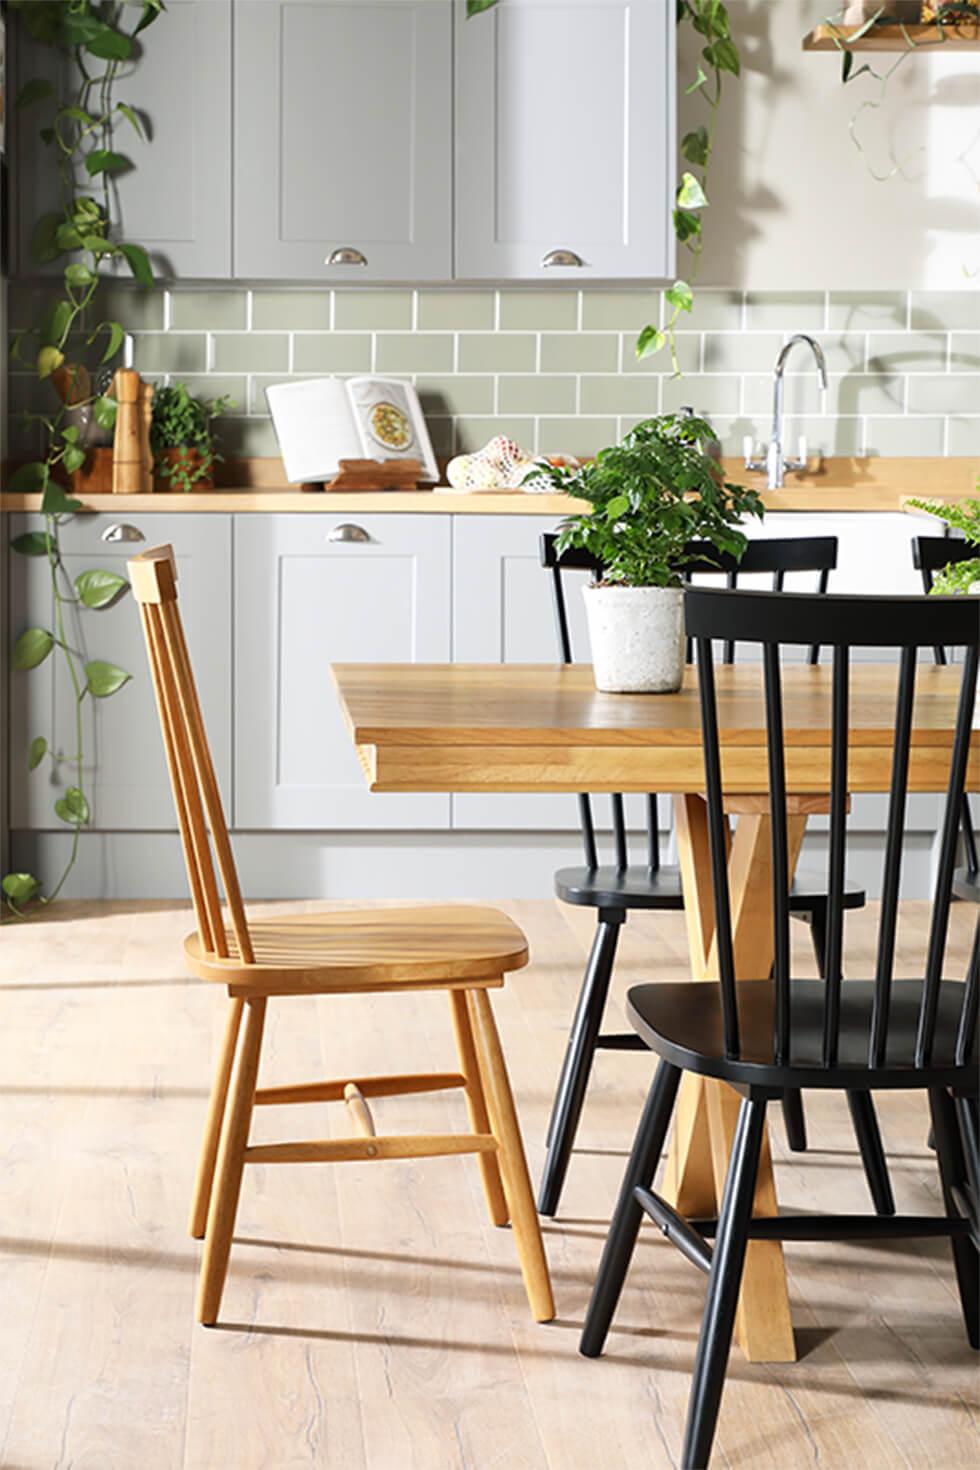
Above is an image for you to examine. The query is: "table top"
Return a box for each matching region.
[332,663,977,795]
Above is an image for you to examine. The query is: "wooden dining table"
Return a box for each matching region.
[331,660,977,1364]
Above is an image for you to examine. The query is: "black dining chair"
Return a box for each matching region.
[580,584,979,1470]
[537,534,892,1220]
[913,535,979,905]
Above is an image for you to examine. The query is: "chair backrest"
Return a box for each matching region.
[912,536,978,879]
[685,585,978,1072]
[539,533,838,872]
[129,545,254,963]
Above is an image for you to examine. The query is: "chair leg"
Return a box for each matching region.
[189,996,244,1239]
[580,1060,681,1358]
[681,1094,768,1470]
[810,905,896,1216]
[448,989,509,1227]
[539,913,623,1217]
[467,989,555,1323]
[929,1086,980,1349]
[780,1090,807,1152]
[197,996,267,1326]
[847,1090,896,1217]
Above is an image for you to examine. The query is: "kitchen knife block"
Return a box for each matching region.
[111,369,155,494]
[303,458,423,493]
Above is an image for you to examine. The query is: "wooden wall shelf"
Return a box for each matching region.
[803,21,980,51]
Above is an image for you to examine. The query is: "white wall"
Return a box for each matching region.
[685,0,980,289]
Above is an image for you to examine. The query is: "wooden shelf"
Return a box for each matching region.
[803,20,980,51]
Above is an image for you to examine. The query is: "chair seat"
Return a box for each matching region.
[953,867,979,905]
[627,976,976,1090]
[555,863,866,915]
[184,905,529,995]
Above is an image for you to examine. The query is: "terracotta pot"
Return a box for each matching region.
[154,447,214,492]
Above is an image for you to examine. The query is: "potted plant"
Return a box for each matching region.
[150,382,235,492]
[534,414,764,693]
[907,495,980,594]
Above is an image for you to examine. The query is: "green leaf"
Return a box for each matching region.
[665,279,694,314]
[466,0,499,13]
[75,569,128,610]
[2,873,41,904]
[54,787,90,827]
[685,65,708,95]
[12,628,54,671]
[84,149,130,178]
[134,0,166,36]
[62,425,80,444]
[11,531,53,557]
[97,321,126,365]
[6,462,50,494]
[28,737,48,772]
[30,212,63,265]
[85,660,131,698]
[115,102,144,138]
[711,37,740,76]
[37,345,65,379]
[118,242,154,286]
[673,207,702,243]
[82,234,112,255]
[93,395,118,432]
[84,26,133,61]
[681,127,710,167]
[677,172,709,209]
[64,262,95,289]
[60,104,96,127]
[41,480,82,516]
[40,299,74,348]
[606,495,630,520]
[62,445,86,474]
[40,127,55,147]
[636,325,667,359]
[16,79,55,110]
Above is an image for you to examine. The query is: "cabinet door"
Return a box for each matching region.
[12,1,232,279]
[455,0,675,280]
[452,514,648,833]
[9,514,232,831]
[234,514,452,829]
[234,0,452,281]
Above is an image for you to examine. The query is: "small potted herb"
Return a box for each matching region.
[534,415,764,692]
[150,382,235,492]
[908,495,980,594]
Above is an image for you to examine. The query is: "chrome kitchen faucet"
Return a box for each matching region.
[744,333,828,489]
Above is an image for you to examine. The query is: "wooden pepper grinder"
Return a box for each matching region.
[139,379,155,494]
[112,368,144,494]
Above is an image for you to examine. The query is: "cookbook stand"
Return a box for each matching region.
[302,458,422,493]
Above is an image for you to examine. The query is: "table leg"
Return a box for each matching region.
[662,794,799,1363]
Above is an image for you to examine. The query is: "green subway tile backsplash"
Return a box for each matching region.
[7,285,979,468]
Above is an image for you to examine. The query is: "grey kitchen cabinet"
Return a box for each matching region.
[8,513,232,831]
[233,0,453,281]
[455,0,676,280]
[451,514,650,833]
[234,513,452,829]
[12,0,233,279]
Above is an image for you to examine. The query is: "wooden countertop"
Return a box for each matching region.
[2,456,975,515]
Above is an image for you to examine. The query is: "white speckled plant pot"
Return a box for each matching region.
[583,584,685,694]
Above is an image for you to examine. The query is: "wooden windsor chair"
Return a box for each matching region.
[129,544,553,1327]
[580,585,979,1469]
[912,535,979,905]
[537,534,891,1220]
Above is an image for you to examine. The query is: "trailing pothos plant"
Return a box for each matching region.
[3,0,163,915]
[466,0,740,375]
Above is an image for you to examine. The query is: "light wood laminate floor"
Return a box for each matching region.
[0,899,976,1469]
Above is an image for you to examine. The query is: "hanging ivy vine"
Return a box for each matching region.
[466,0,740,375]
[3,0,163,915]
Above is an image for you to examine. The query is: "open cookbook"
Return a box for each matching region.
[265,376,438,484]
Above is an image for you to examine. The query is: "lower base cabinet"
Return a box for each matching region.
[9,512,232,832]
[233,513,452,830]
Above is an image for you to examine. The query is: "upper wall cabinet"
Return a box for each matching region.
[13,0,233,279]
[454,0,675,280]
[233,0,453,281]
